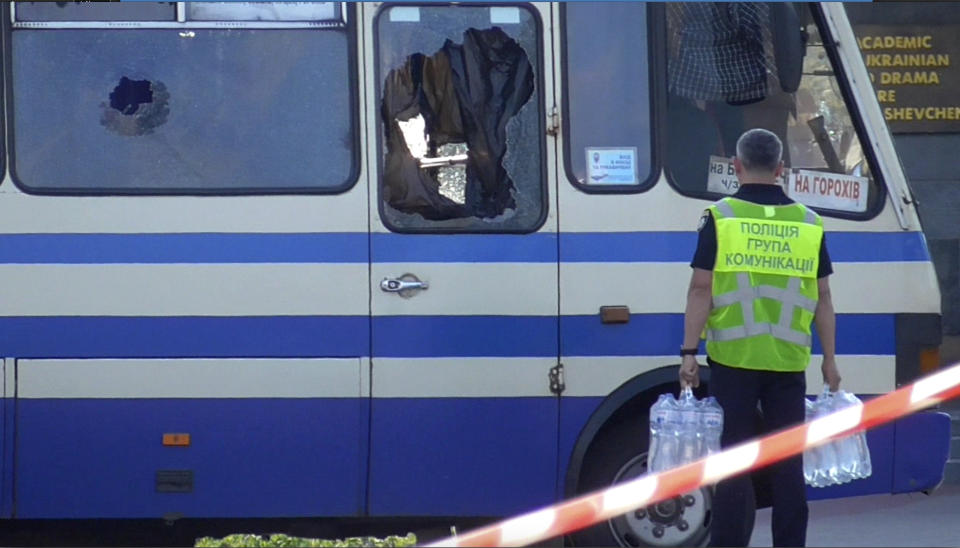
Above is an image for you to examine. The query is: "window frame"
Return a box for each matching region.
[559,1,663,195]
[660,4,887,221]
[3,2,362,196]
[372,1,549,235]
[9,2,348,29]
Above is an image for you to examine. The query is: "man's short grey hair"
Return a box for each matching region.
[736,128,783,173]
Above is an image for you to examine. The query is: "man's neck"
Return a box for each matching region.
[737,166,781,186]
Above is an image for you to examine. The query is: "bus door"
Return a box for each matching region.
[364,3,561,517]
[554,0,687,480]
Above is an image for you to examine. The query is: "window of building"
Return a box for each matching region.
[562,2,656,192]
[663,3,884,219]
[9,2,358,194]
[376,4,545,232]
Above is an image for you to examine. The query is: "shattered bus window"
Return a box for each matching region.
[435,142,468,205]
[377,5,544,232]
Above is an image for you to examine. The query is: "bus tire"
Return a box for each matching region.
[566,413,721,547]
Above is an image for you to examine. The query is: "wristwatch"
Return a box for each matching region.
[680,347,698,356]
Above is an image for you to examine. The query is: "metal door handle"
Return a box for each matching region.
[380,277,429,293]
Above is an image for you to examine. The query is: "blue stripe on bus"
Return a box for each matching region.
[373,233,557,263]
[559,231,930,263]
[0,233,368,264]
[16,398,367,518]
[560,313,895,356]
[15,396,933,520]
[372,316,558,358]
[0,231,927,264]
[0,314,894,358]
[0,316,369,359]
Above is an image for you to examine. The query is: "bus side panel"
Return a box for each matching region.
[558,396,605,496]
[891,410,951,494]
[15,397,367,519]
[14,358,369,519]
[368,397,558,517]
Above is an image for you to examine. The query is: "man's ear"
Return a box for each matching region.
[733,156,743,175]
[773,160,784,178]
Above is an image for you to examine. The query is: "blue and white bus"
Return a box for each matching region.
[0,2,949,546]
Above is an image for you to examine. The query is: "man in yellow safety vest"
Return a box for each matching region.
[679,128,842,547]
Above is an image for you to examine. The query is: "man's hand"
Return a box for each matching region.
[822,356,841,392]
[680,354,700,389]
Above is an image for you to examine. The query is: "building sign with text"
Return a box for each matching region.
[855,25,960,133]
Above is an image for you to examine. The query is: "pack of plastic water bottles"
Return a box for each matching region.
[803,385,873,487]
[647,387,724,473]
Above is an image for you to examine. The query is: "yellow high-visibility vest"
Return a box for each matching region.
[705,196,824,372]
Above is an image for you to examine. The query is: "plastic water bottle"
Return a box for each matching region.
[829,391,861,482]
[647,394,668,473]
[648,394,679,473]
[700,396,724,455]
[677,387,701,465]
[835,391,872,479]
[803,398,821,486]
[853,429,872,479]
[813,387,845,485]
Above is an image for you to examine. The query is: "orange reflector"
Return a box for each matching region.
[920,346,941,375]
[163,433,191,447]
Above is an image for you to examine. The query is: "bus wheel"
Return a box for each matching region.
[568,417,714,547]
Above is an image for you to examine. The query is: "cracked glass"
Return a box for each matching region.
[377,5,545,232]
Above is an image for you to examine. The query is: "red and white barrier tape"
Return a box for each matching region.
[425,362,960,548]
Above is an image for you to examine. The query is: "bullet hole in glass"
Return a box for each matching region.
[110,76,153,115]
[100,77,170,136]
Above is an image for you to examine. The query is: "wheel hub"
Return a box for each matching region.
[609,455,711,546]
[646,496,682,525]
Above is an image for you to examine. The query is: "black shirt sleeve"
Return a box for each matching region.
[817,233,833,279]
[690,210,716,270]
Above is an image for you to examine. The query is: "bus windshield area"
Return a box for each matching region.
[663,2,882,217]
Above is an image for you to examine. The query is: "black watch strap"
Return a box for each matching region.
[680,347,698,356]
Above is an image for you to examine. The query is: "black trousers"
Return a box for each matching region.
[708,361,808,547]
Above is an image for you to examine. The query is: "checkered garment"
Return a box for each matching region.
[667,2,777,104]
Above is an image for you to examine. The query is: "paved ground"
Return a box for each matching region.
[750,484,960,547]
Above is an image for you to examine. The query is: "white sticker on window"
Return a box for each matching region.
[706,156,741,195]
[187,2,339,22]
[389,6,421,23]
[787,169,869,213]
[585,148,638,185]
[490,7,521,24]
[706,155,789,195]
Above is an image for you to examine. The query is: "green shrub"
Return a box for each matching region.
[195,532,417,548]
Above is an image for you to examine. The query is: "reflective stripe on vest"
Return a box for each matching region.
[707,273,814,347]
